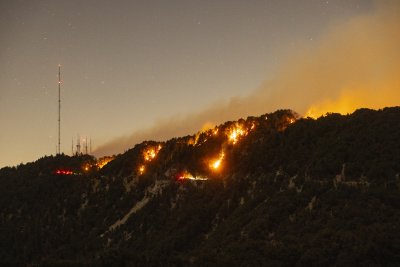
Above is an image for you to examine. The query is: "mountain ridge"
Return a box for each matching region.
[1,107,400,266]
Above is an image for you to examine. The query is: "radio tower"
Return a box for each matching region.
[76,134,81,155]
[57,64,62,155]
[85,136,88,154]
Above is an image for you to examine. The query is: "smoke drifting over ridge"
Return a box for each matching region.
[95,1,400,157]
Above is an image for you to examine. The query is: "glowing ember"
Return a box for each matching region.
[139,165,145,175]
[82,162,91,172]
[144,149,156,161]
[210,152,225,171]
[177,171,208,181]
[212,159,222,169]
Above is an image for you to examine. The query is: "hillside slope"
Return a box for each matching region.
[1,108,400,266]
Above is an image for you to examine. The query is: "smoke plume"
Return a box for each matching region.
[95,1,400,156]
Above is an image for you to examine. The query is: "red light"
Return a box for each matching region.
[176,175,185,181]
[55,169,74,175]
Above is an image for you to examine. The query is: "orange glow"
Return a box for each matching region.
[96,156,115,169]
[188,132,202,145]
[138,144,162,175]
[212,159,222,169]
[144,149,156,161]
[139,165,145,175]
[210,151,225,171]
[82,162,91,172]
[143,145,162,162]
[227,124,247,144]
[303,88,377,119]
[201,122,215,132]
[177,170,208,181]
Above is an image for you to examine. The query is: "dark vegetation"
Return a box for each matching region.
[1,107,400,266]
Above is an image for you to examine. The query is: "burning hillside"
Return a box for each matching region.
[50,110,298,179]
[96,110,298,181]
[138,144,162,175]
[1,107,400,267]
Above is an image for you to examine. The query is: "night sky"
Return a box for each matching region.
[2,0,398,167]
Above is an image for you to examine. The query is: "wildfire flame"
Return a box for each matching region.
[210,151,225,171]
[139,165,145,175]
[143,145,162,161]
[177,170,208,181]
[96,156,115,169]
[212,159,222,169]
[138,144,162,175]
[227,124,247,145]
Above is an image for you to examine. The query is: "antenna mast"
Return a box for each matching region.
[76,134,81,155]
[57,64,61,154]
[85,136,88,154]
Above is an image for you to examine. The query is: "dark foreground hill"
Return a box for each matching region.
[1,108,400,266]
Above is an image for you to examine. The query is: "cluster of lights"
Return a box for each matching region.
[55,169,74,175]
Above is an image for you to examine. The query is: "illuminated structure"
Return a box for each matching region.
[76,134,81,155]
[72,136,92,155]
[57,64,62,154]
[85,136,88,154]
